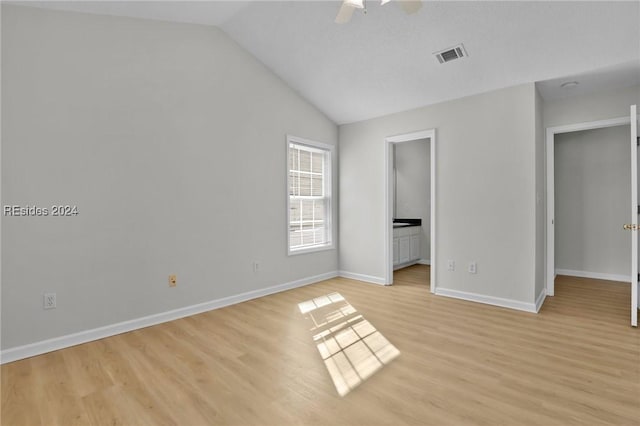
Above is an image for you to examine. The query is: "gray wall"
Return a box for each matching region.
[1,5,338,350]
[554,126,630,278]
[395,139,430,262]
[544,85,640,128]
[340,83,538,305]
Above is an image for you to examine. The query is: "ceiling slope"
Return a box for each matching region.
[14,1,640,124]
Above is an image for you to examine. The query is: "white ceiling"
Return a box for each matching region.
[536,60,640,101]
[17,1,640,124]
[22,1,253,26]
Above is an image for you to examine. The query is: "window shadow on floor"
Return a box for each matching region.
[298,293,400,396]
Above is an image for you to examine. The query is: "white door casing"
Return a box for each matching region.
[545,116,633,298]
[384,129,436,292]
[630,104,638,327]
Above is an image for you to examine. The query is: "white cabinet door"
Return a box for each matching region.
[399,237,410,263]
[393,238,400,265]
[410,235,420,261]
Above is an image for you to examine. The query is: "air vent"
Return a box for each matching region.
[434,44,468,64]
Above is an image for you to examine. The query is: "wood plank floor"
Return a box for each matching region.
[2,266,639,425]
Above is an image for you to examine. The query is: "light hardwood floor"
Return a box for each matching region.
[2,266,639,425]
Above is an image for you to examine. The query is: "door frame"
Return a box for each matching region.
[545,116,632,296]
[631,104,638,327]
[384,129,436,292]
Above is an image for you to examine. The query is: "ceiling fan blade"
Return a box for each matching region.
[335,3,356,24]
[398,0,422,15]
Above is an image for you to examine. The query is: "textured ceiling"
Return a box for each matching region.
[536,60,640,101]
[20,1,252,26]
[17,1,640,124]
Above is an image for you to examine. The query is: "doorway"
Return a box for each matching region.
[554,125,630,282]
[546,116,630,296]
[384,129,436,292]
[546,109,639,326]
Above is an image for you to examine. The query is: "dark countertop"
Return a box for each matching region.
[393,218,422,228]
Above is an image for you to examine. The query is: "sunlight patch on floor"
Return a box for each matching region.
[298,293,400,396]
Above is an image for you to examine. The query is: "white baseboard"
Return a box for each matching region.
[535,288,547,313]
[338,271,387,285]
[435,287,538,313]
[555,268,630,283]
[417,259,431,265]
[393,260,419,271]
[0,271,339,365]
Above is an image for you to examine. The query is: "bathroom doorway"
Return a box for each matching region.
[384,129,436,292]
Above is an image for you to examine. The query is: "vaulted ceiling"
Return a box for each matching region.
[20,1,640,124]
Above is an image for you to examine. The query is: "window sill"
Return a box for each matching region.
[288,244,335,256]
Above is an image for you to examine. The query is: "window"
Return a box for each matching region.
[287,136,333,254]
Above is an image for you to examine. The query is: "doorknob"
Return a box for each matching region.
[623,224,637,230]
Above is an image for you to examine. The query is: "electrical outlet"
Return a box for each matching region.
[447,260,455,271]
[468,262,477,274]
[253,261,261,273]
[43,293,56,309]
[169,275,177,287]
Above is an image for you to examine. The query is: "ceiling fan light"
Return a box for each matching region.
[344,0,365,9]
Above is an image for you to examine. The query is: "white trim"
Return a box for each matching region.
[393,260,420,271]
[546,126,555,296]
[632,105,639,327]
[288,244,335,256]
[546,115,632,297]
[555,268,630,283]
[417,259,431,265]
[431,133,436,293]
[0,3,3,370]
[286,134,335,152]
[0,271,338,365]
[385,140,392,283]
[535,288,547,313]
[384,129,436,293]
[435,287,538,313]
[286,135,335,256]
[338,271,387,285]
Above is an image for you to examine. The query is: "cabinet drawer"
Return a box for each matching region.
[395,226,419,237]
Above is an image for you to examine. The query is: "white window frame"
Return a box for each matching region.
[287,135,334,255]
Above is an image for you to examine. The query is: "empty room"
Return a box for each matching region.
[1,1,639,425]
